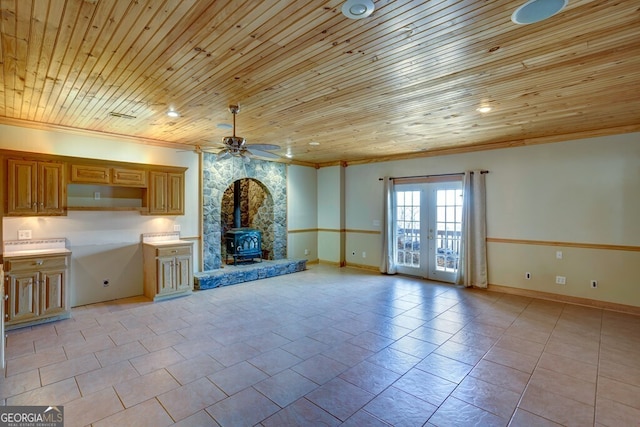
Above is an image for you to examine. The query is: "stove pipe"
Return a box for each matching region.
[233,180,241,228]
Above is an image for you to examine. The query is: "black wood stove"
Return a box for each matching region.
[225,227,262,265]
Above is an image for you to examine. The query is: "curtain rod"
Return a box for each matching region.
[378,170,489,181]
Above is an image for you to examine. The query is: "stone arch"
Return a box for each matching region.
[202,155,286,270]
[221,178,275,261]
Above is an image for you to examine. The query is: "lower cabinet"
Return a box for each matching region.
[143,242,193,301]
[3,253,70,329]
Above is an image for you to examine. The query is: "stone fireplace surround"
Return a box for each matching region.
[202,154,287,270]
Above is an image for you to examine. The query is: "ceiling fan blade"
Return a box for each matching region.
[199,146,221,153]
[249,149,281,159]
[215,150,231,161]
[246,144,280,151]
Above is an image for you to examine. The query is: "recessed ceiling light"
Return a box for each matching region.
[167,110,180,118]
[512,0,568,25]
[476,106,492,113]
[342,0,375,20]
[309,141,320,146]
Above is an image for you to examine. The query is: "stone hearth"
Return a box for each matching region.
[194,259,307,290]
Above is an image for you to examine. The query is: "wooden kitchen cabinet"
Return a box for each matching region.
[147,171,184,215]
[7,159,66,216]
[3,253,70,329]
[70,164,147,186]
[2,149,185,216]
[143,242,193,301]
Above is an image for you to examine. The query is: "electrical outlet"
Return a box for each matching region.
[94,191,101,200]
[304,249,309,255]
[556,251,563,260]
[525,272,531,279]
[590,280,598,288]
[555,276,566,285]
[173,224,181,232]
[18,230,32,240]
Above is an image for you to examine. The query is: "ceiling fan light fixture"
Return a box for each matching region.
[342,0,375,20]
[512,0,568,25]
[214,104,281,162]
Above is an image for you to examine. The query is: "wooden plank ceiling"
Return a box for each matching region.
[1,0,639,166]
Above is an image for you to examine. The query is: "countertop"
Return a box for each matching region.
[2,248,72,259]
[3,238,70,260]
[143,240,193,247]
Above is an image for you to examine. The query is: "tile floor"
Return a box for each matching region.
[1,265,639,426]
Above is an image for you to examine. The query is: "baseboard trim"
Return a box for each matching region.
[487,284,640,316]
[344,262,380,272]
[318,260,342,267]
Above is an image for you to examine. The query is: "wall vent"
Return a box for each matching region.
[109,111,137,119]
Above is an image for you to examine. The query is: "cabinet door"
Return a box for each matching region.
[7,159,38,215]
[157,257,177,295]
[8,272,39,322]
[40,269,66,316]
[38,162,65,214]
[174,255,192,292]
[148,171,168,214]
[167,173,184,215]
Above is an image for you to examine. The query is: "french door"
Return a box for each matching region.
[394,181,463,282]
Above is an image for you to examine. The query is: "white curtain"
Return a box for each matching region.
[456,170,488,288]
[380,177,397,274]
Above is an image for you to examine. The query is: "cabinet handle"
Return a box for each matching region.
[171,250,177,253]
[40,202,44,208]
[35,260,44,265]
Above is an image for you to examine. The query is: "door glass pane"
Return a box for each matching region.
[434,188,463,273]
[396,190,420,268]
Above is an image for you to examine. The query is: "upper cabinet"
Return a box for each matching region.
[70,164,147,187]
[147,171,184,215]
[1,150,186,216]
[6,159,66,216]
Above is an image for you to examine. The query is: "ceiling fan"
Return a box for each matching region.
[211,104,281,162]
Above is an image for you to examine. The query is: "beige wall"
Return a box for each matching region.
[287,165,318,261]
[1,124,200,307]
[341,132,640,308]
[317,166,344,264]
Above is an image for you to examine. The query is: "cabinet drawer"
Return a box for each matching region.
[70,164,110,184]
[112,168,147,186]
[5,256,67,272]
[156,246,191,257]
